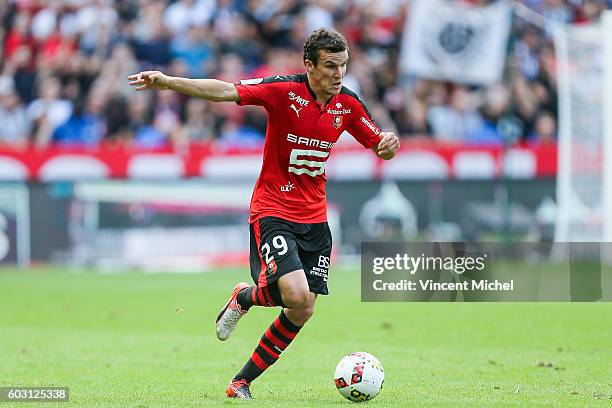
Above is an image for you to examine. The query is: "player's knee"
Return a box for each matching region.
[299,300,315,321]
[282,287,310,308]
[286,298,315,326]
[279,271,311,307]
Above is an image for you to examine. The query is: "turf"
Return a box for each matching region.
[0,266,610,407]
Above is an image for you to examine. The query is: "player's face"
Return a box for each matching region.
[308,50,349,97]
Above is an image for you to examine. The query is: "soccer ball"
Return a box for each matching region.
[333,352,384,402]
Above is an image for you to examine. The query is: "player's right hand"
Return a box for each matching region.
[128,71,171,91]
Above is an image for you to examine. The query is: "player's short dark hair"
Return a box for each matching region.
[303,28,348,66]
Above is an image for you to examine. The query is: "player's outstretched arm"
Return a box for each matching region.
[372,131,400,160]
[127,71,239,102]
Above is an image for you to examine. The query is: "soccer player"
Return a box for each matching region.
[128,28,400,400]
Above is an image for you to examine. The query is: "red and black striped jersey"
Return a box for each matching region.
[235,73,382,224]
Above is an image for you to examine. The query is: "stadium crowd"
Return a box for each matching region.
[0,0,609,149]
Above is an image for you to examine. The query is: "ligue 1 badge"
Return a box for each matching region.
[333,115,342,129]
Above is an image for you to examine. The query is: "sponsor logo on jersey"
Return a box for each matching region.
[360,116,380,135]
[333,115,342,129]
[280,181,295,192]
[287,133,334,149]
[240,78,263,85]
[326,108,352,115]
[288,91,310,106]
[310,255,330,281]
[290,104,302,117]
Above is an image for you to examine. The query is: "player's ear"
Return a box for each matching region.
[304,59,315,72]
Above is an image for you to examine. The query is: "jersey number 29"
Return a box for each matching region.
[261,235,288,264]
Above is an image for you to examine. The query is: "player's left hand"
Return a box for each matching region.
[376,132,400,160]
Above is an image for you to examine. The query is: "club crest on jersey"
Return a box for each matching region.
[267,259,278,275]
[333,115,342,129]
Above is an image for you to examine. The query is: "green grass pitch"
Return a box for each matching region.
[0,265,610,407]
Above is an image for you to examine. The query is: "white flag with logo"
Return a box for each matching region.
[401,0,512,85]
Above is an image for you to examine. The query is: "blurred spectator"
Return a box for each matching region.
[0,75,30,147]
[126,92,165,147]
[30,1,59,42]
[575,0,607,23]
[96,43,139,98]
[217,15,264,72]
[428,87,485,143]
[170,24,215,78]
[152,89,181,145]
[245,0,303,48]
[529,111,557,145]
[4,11,34,62]
[131,0,171,65]
[514,26,542,80]
[27,76,73,147]
[4,10,37,101]
[104,94,130,142]
[304,0,335,34]
[396,100,432,137]
[471,84,511,145]
[52,92,106,147]
[539,0,575,23]
[37,27,78,72]
[173,98,216,147]
[163,0,215,36]
[251,48,303,78]
[78,0,121,56]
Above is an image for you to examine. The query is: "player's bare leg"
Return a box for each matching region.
[226,270,316,400]
[277,270,317,326]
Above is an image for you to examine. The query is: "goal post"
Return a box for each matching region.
[602,10,612,244]
[553,17,608,242]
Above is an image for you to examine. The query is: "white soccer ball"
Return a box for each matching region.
[333,352,384,402]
